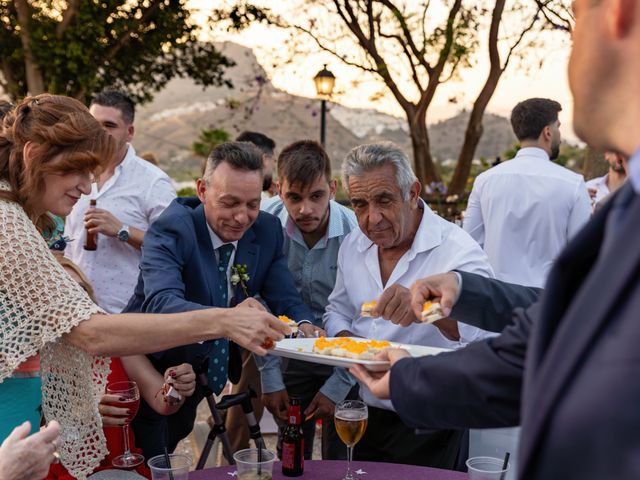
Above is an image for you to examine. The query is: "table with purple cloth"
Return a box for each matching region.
[188,460,469,480]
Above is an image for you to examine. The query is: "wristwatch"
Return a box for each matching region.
[117,224,130,242]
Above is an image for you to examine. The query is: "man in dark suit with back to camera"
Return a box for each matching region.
[125,141,315,459]
[353,0,640,477]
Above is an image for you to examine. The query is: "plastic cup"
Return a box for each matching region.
[466,456,510,480]
[148,453,192,480]
[233,448,276,480]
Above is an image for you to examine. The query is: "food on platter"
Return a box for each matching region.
[279,315,299,335]
[421,301,445,324]
[312,337,391,360]
[360,301,377,317]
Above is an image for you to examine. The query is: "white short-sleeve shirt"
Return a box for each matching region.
[64,145,176,313]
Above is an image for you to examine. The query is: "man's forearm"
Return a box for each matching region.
[451,271,541,332]
[127,226,145,250]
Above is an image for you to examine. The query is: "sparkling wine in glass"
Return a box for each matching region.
[334,400,368,480]
[106,380,143,469]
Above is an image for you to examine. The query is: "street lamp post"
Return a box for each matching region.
[313,65,335,146]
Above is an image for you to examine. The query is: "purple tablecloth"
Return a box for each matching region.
[188,460,468,480]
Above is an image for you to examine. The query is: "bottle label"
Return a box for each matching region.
[288,406,301,425]
[282,442,298,470]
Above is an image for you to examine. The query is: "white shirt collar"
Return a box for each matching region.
[206,224,238,252]
[356,199,442,255]
[515,147,551,161]
[629,146,640,194]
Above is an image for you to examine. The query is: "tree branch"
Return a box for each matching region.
[104,1,163,62]
[376,0,432,74]
[56,0,80,39]
[288,23,378,73]
[502,6,541,71]
[13,0,45,95]
[534,0,573,32]
[333,0,413,112]
[417,0,463,112]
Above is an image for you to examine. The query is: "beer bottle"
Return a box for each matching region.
[84,199,97,251]
[282,397,304,476]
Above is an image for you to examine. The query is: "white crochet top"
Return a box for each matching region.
[0,181,110,479]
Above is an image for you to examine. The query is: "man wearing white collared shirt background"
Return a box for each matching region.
[64,90,176,313]
[585,150,627,209]
[323,143,494,469]
[463,98,591,288]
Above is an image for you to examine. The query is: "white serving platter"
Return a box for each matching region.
[271,337,450,372]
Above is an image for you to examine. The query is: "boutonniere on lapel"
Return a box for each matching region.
[230,263,250,297]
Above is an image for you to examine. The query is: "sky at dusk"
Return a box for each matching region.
[190,1,578,140]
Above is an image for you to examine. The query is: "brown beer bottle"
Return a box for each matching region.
[282,397,304,476]
[84,199,97,251]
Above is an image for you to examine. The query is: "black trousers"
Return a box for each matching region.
[353,405,465,469]
[276,359,358,460]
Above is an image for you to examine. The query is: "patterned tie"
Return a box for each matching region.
[208,243,234,394]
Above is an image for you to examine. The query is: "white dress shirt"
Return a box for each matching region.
[64,145,176,313]
[463,147,591,288]
[323,200,495,411]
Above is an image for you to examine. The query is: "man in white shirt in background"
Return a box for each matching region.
[586,150,627,209]
[463,98,591,288]
[65,90,176,313]
[323,142,494,469]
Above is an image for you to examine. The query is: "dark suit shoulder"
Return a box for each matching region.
[151,197,200,230]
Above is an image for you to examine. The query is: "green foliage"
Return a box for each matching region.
[192,127,230,158]
[0,1,235,103]
[177,186,197,197]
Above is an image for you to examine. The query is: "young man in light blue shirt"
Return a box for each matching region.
[262,140,357,459]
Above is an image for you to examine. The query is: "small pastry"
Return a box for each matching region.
[421,301,446,324]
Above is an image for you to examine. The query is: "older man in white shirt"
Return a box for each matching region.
[463,98,591,288]
[324,143,494,469]
[65,90,175,313]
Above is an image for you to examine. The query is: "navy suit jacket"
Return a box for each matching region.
[125,197,313,457]
[390,183,640,479]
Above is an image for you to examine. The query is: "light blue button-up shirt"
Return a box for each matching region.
[258,198,358,401]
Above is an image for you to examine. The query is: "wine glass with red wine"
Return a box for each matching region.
[105,380,143,469]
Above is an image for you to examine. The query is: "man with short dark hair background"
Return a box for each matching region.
[125,141,314,459]
[65,90,176,313]
[463,98,591,288]
[236,131,277,200]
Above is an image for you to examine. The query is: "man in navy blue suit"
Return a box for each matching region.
[125,141,314,458]
[352,0,640,477]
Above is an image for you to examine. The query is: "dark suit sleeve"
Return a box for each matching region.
[390,301,538,430]
[259,217,314,321]
[138,211,209,314]
[451,270,541,332]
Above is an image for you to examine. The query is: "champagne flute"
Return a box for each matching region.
[334,400,368,480]
[106,380,144,469]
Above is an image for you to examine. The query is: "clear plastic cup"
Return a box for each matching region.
[233,448,276,480]
[148,453,192,480]
[466,456,510,480]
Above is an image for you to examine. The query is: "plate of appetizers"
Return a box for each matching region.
[271,336,450,372]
